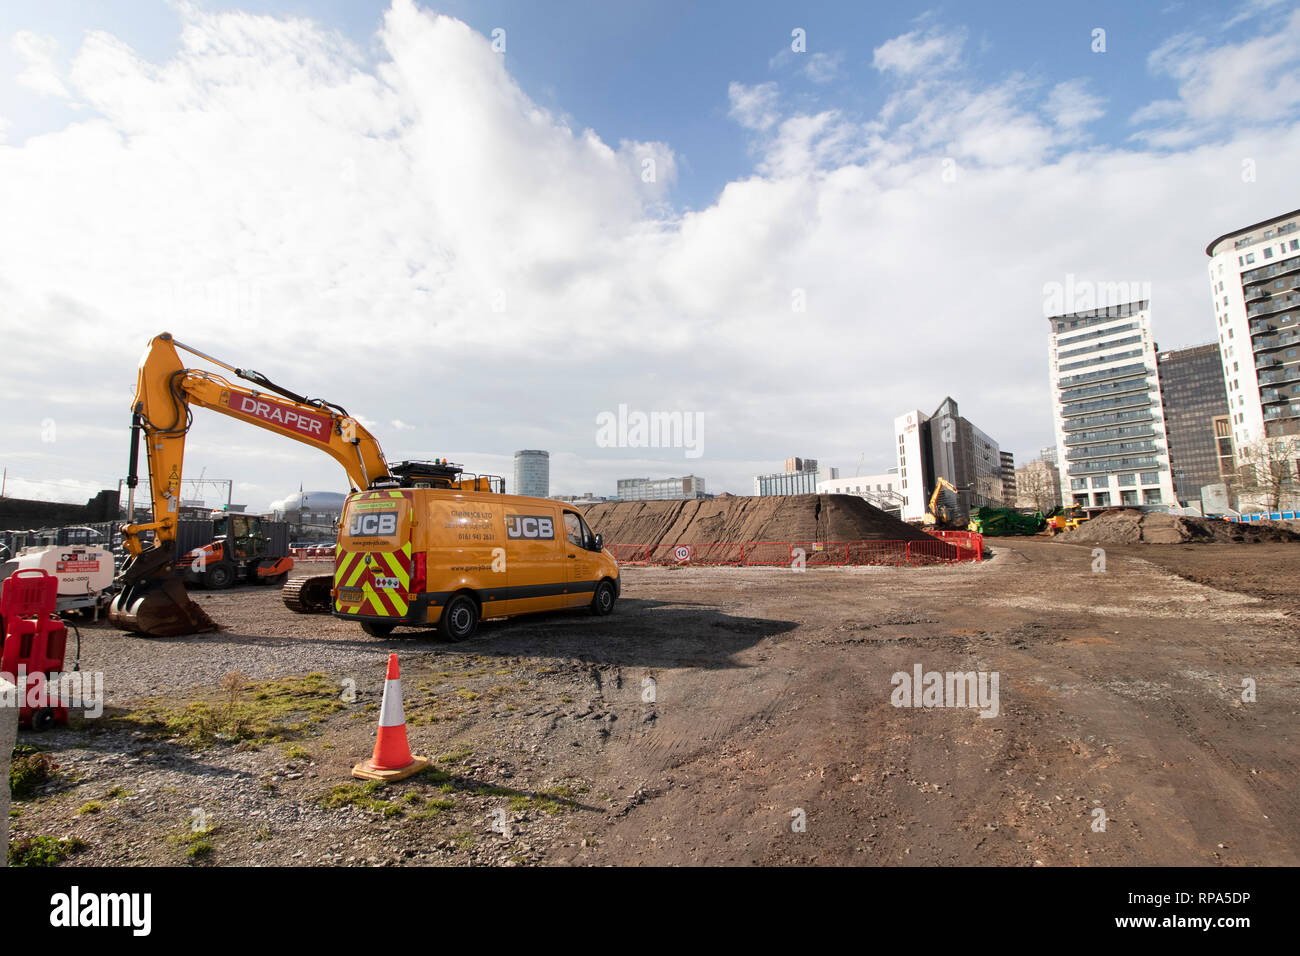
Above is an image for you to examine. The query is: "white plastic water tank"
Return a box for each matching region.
[4,545,115,596]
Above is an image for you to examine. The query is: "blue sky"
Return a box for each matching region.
[0,0,1268,207]
[1,0,1298,505]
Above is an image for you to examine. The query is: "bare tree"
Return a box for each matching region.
[1014,461,1060,513]
[1230,436,1300,512]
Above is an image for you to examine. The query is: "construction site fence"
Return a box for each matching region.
[609,533,983,568]
[290,546,336,559]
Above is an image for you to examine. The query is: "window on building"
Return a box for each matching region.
[1074,494,1089,507]
[1118,473,1136,486]
[1121,490,1139,505]
[1246,253,1256,263]
[1140,472,1158,484]
[1143,488,1163,505]
[1094,492,1111,507]
[1265,248,1274,259]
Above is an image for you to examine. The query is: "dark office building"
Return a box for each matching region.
[1157,344,1233,505]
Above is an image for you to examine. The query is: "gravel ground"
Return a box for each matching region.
[10,541,1300,867]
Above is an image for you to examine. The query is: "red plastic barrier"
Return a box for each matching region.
[0,569,69,729]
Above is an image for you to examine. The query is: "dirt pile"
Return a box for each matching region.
[1056,509,1300,545]
[580,494,936,545]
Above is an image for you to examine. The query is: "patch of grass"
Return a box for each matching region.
[186,842,214,861]
[103,785,130,799]
[418,765,452,783]
[454,689,481,702]
[9,835,87,867]
[167,824,221,849]
[283,745,313,761]
[454,831,475,851]
[111,672,347,746]
[76,801,103,816]
[437,745,473,764]
[559,695,574,704]
[9,747,57,799]
[317,781,401,818]
[409,798,455,822]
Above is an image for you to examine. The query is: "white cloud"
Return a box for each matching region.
[872,27,964,76]
[1045,79,1106,135]
[728,81,780,131]
[804,51,843,84]
[1134,8,1300,141]
[2,3,1299,507]
[11,30,69,98]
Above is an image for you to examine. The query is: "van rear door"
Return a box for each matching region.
[335,490,413,621]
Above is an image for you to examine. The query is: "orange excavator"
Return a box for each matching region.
[109,332,395,636]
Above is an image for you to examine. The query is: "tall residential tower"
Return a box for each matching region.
[1047,301,1176,509]
[1205,209,1300,451]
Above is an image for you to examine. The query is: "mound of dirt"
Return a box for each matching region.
[1055,509,1300,545]
[580,494,936,545]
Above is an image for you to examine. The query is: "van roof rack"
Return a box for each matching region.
[388,460,464,482]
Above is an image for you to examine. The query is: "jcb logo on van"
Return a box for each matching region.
[506,515,554,539]
[348,511,398,537]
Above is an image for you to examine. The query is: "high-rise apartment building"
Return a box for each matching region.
[1205,209,1300,450]
[1047,300,1176,509]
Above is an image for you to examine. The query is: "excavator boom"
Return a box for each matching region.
[109,332,391,636]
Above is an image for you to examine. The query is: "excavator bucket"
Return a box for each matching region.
[108,546,219,637]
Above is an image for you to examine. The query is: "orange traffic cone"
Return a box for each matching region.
[352,653,428,782]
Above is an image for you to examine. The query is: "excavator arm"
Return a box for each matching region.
[109,332,393,635]
[923,476,961,528]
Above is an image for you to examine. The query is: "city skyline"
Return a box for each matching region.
[2,1,1298,507]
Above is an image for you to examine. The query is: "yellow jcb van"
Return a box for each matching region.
[331,463,619,639]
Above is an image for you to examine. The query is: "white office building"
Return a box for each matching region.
[894,399,1004,523]
[1047,300,1176,509]
[817,470,904,514]
[1205,209,1300,452]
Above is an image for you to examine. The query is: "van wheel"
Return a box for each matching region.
[590,580,616,616]
[360,621,396,637]
[438,594,479,642]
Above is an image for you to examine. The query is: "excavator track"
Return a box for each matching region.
[282,573,333,614]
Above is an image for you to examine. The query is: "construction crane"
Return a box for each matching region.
[109,332,396,636]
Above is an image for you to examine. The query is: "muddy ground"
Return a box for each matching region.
[9,540,1299,866]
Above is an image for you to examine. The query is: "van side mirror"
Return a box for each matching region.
[593,533,603,551]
